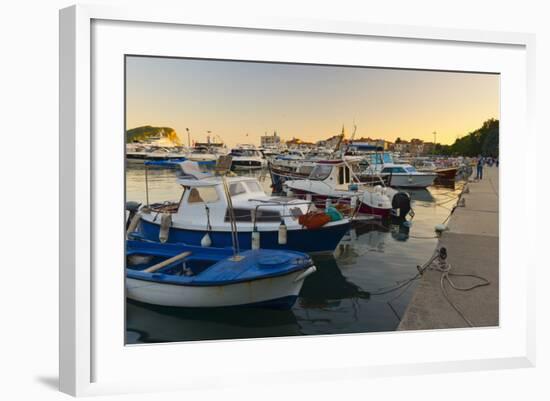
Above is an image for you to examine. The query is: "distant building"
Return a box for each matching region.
[394,138,436,155]
[352,137,391,150]
[317,134,343,149]
[394,141,411,154]
[261,131,281,148]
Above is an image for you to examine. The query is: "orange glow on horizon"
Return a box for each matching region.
[126,57,499,148]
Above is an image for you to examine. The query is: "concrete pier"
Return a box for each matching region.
[398,166,499,330]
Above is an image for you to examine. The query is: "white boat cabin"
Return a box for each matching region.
[154,175,313,231]
[379,164,420,175]
[307,161,362,190]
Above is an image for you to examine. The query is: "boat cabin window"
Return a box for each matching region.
[309,164,332,180]
[225,208,252,222]
[338,166,351,185]
[405,166,417,173]
[229,182,247,196]
[382,166,406,174]
[187,187,219,204]
[255,209,281,222]
[224,208,281,222]
[368,153,393,165]
[297,165,314,175]
[245,181,263,193]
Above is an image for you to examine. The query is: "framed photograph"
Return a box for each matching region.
[59,4,535,396]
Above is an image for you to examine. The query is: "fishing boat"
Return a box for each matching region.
[129,161,351,253]
[228,146,267,170]
[126,240,316,309]
[282,159,400,218]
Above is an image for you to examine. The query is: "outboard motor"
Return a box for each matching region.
[391,192,411,220]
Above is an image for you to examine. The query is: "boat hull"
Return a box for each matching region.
[286,188,391,218]
[357,201,391,218]
[126,269,309,309]
[231,159,266,170]
[435,167,459,180]
[386,173,437,188]
[138,219,350,253]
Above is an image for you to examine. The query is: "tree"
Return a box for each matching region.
[446,119,499,156]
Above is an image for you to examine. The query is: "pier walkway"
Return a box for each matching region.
[398,166,499,330]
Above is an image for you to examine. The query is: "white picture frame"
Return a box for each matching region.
[59,4,536,396]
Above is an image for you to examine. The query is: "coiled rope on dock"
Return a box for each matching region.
[363,246,491,327]
[425,257,490,327]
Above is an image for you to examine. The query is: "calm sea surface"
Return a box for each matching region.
[125,163,463,344]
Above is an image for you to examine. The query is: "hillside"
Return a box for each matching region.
[436,119,499,157]
[126,126,182,146]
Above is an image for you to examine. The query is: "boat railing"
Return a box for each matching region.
[247,199,316,228]
[247,198,315,208]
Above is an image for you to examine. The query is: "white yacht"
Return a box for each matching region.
[362,152,437,188]
[228,146,267,170]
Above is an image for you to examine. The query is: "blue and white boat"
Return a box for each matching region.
[126,240,316,309]
[130,161,351,253]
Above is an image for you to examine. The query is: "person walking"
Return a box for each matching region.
[476,155,484,180]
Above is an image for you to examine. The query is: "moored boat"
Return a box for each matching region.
[360,152,437,188]
[229,146,267,170]
[126,240,316,309]
[282,159,400,218]
[130,161,351,253]
[413,159,459,182]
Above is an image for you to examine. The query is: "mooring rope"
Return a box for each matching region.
[426,260,490,327]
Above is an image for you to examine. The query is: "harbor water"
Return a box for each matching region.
[125,164,464,343]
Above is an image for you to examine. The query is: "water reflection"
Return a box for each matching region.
[300,255,370,308]
[127,300,301,343]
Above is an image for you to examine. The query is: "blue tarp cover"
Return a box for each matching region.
[126,240,312,286]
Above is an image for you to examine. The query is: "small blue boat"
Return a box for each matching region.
[126,240,316,309]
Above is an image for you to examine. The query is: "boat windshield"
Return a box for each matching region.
[229,182,247,196]
[245,181,264,194]
[405,166,417,173]
[231,149,259,157]
[309,164,333,180]
[187,187,219,204]
[367,153,394,165]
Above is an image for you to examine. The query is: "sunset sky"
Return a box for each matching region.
[126,56,499,148]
